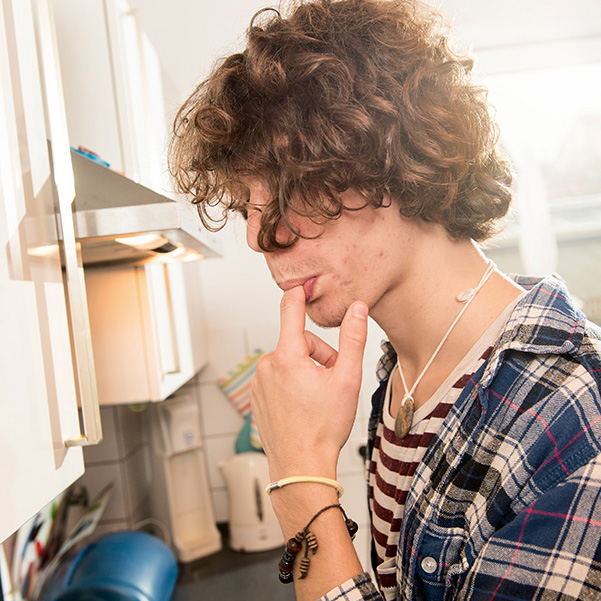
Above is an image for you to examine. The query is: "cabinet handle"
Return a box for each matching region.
[34,0,102,446]
[59,221,103,447]
[148,263,181,377]
[162,264,181,376]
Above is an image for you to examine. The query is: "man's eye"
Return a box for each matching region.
[246,202,263,215]
[233,198,263,221]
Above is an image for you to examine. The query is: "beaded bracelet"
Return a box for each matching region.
[266,476,344,498]
[277,504,358,584]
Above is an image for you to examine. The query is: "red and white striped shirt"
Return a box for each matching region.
[368,300,518,595]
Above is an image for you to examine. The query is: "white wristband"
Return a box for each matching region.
[265,476,344,498]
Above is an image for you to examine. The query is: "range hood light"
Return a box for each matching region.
[145,245,206,264]
[182,251,204,262]
[164,246,207,261]
[165,246,186,258]
[115,233,169,250]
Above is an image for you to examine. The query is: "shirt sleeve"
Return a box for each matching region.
[318,572,384,601]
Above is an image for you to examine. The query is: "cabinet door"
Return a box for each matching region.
[145,262,207,400]
[52,0,168,192]
[85,262,207,405]
[52,0,135,177]
[110,0,167,192]
[0,0,100,543]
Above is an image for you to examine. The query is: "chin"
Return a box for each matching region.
[306,303,347,329]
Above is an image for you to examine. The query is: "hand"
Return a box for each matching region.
[250,286,369,479]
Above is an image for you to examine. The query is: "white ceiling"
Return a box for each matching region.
[127,0,601,106]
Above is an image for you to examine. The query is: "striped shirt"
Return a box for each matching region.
[369,300,517,596]
[319,275,601,601]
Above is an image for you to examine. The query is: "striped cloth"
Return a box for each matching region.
[319,274,601,601]
[369,349,489,597]
[370,396,456,568]
[369,298,514,598]
[218,349,265,450]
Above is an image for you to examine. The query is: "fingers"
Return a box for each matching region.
[277,286,307,353]
[335,300,369,383]
[304,331,338,368]
[276,288,368,378]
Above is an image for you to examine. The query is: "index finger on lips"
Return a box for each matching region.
[277,285,307,353]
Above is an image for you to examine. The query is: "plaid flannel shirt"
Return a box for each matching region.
[320,274,601,601]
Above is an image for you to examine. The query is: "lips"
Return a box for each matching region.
[278,276,317,302]
[302,277,317,302]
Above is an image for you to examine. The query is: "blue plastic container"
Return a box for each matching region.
[42,531,178,601]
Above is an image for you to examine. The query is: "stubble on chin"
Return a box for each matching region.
[305,302,348,330]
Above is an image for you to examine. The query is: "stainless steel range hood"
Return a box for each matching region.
[70,150,220,266]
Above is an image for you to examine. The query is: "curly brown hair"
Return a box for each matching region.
[169,0,512,251]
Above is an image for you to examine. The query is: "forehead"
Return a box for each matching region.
[236,177,313,215]
[236,178,378,217]
[230,176,271,204]
[243,177,271,199]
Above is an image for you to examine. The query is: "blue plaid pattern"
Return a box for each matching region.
[320,275,601,601]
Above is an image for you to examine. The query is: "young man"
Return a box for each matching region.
[169,1,601,599]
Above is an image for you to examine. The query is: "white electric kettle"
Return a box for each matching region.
[218,453,283,552]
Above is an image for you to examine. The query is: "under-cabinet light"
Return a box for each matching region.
[115,233,169,250]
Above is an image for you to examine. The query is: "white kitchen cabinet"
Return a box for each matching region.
[0,0,101,543]
[52,0,132,175]
[52,0,168,193]
[84,262,208,405]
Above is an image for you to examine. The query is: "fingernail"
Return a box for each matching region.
[351,302,368,319]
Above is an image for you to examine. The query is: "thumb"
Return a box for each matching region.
[334,301,368,383]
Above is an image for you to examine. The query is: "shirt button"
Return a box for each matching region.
[421,557,437,574]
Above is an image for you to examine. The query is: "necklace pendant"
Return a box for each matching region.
[394,395,415,439]
[456,287,475,302]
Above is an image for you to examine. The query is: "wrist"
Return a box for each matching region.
[267,476,344,498]
[266,453,339,483]
[268,481,341,537]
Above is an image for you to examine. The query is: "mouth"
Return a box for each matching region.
[278,276,318,302]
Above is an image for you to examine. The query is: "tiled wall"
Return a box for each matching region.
[74,405,152,539]
[192,218,387,569]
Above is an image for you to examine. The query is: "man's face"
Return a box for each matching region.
[244,179,413,328]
